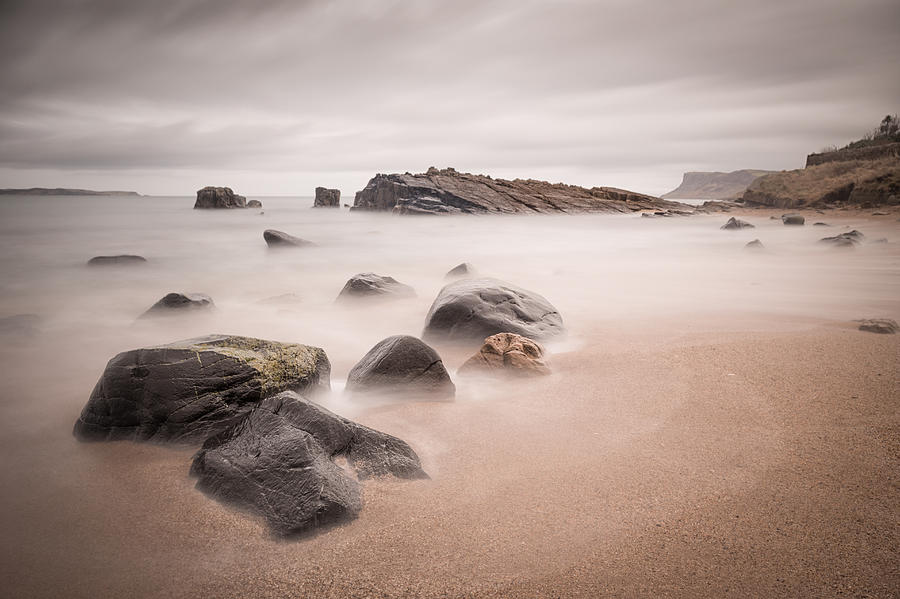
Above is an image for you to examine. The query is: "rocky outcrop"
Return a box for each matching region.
[194,186,247,209]
[806,142,900,167]
[351,167,687,215]
[721,217,754,230]
[73,335,330,444]
[782,214,805,226]
[662,170,774,200]
[247,199,263,209]
[856,318,898,334]
[423,278,564,342]
[139,293,214,318]
[263,229,314,248]
[458,333,551,377]
[346,335,455,398]
[87,255,147,266]
[190,391,426,536]
[337,273,415,301]
[314,187,341,208]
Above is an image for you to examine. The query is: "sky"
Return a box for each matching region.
[0,0,898,197]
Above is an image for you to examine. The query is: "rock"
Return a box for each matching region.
[346,335,455,398]
[857,318,898,334]
[73,334,330,444]
[781,214,805,225]
[139,292,214,318]
[190,391,426,536]
[423,278,564,342]
[264,229,314,248]
[194,186,247,209]
[247,199,262,208]
[744,239,765,251]
[720,217,755,230]
[445,262,476,279]
[337,273,415,301]
[314,187,341,208]
[351,167,688,215]
[458,333,551,377]
[0,314,40,336]
[813,222,831,226]
[872,211,889,216]
[87,255,147,266]
[819,230,865,247]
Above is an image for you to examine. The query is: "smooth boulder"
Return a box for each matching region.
[190,391,426,536]
[857,318,898,334]
[781,214,805,225]
[314,187,341,208]
[247,199,263,209]
[194,186,247,209]
[720,217,754,230]
[87,255,147,266]
[423,278,564,342]
[264,229,314,248]
[445,262,476,279]
[458,333,551,377]
[73,334,330,444]
[139,292,214,318]
[337,273,415,300]
[346,335,455,398]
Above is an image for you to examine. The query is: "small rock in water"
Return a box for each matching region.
[782,214,805,225]
[857,319,898,334]
[140,292,214,318]
[445,262,476,279]
[458,333,551,377]
[346,335,455,398]
[87,254,147,266]
[337,273,415,301]
[744,239,765,251]
[720,217,755,230]
[263,229,314,248]
[819,230,864,248]
[194,186,247,209]
[247,199,262,208]
[813,222,830,227]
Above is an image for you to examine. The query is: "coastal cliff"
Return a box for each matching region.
[351,167,686,215]
[662,170,773,200]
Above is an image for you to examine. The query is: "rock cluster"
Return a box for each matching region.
[194,186,247,209]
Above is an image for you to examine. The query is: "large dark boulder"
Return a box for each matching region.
[314,187,341,208]
[346,335,455,398]
[264,229,314,248]
[336,273,415,300]
[73,335,330,444]
[720,217,754,230]
[87,255,147,266]
[423,278,564,342]
[139,292,214,318]
[190,391,426,536]
[194,186,247,209]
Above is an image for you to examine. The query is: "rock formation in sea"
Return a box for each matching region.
[782,214,805,225]
[458,333,551,377]
[263,229,314,248]
[346,335,455,398]
[139,293,215,318]
[87,254,147,266]
[194,186,247,209]
[337,273,416,300]
[721,217,755,230]
[819,230,864,248]
[247,199,262,208]
[350,167,687,215]
[445,262,476,279]
[314,187,341,208]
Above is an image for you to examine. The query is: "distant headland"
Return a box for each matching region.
[0,188,141,196]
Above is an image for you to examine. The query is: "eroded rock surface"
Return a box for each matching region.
[191,391,426,536]
[337,273,415,300]
[346,335,455,398]
[458,333,551,377]
[194,186,247,209]
[73,335,330,443]
[264,229,314,248]
[139,292,214,318]
[423,278,564,342]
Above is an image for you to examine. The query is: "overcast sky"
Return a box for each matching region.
[0,0,898,196]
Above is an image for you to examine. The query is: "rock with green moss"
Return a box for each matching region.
[73,334,330,444]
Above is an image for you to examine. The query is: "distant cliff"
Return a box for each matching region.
[662,170,774,200]
[351,167,687,215]
[0,188,141,196]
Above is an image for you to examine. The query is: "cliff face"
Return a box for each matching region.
[661,170,774,200]
[351,167,686,215]
[806,142,900,167]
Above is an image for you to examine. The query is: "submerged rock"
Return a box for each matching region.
[191,391,426,536]
[314,187,341,208]
[458,333,551,377]
[337,273,415,300]
[87,255,147,266]
[423,278,564,342]
[781,214,805,225]
[346,335,455,398]
[139,292,214,318]
[721,217,755,230]
[73,334,330,444]
[819,230,864,248]
[247,199,263,209]
[194,186,247,209]
[744,239,765,251]
[264,229,314,248]
[857,318,898,334]
[445,262,476,279]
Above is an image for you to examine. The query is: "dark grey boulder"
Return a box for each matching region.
[819,230,864,248]
[190,390,426,536]
[194,186,247,209]
[721,217,754,230]
[264,229,314,248]
[73,334,330,444]
[87,255,147,266]
[139,292,214,318]
[445,262,476,279]
[337,273,415,301]
[346,335,455,398]
[423,278,564,342]
[857,318,898,334]
[744,239,765,251]
[781,214,805,225]
[314,187,341,208]
[247,199,263,209]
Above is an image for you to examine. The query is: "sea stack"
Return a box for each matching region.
[314,187,341,208]
[194,187,247,209]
